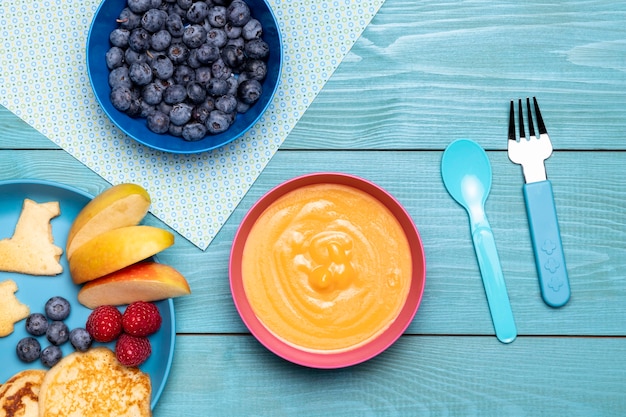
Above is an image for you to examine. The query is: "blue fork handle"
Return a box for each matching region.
[523,181,571,308]
[472,225,517,344]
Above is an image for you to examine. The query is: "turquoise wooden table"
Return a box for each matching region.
[2,0,626,415]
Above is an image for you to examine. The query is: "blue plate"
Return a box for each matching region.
[0,179,175,410]
[86,0,283,154]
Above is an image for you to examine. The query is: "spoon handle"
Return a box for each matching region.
[472,225,517,344]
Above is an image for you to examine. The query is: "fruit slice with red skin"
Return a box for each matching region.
[66,183,151,260]
[69,226,174,285]
[77,262,191,308]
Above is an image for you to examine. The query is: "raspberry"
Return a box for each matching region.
[122,301,162,337]
[86,305,123,343]
[115,334,152,367]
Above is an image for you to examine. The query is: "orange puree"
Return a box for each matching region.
[242,183,412,353]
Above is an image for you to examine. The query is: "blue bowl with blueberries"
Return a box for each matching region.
[87,0,282,154]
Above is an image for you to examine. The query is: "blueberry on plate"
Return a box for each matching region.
[41,345,63,368]
[16,337,41,363]
[45,296,71,321]
[70,328,93,352]
[47,321,70,346]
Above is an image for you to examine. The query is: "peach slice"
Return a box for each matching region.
[69,225,174,284]
[66,183,151,260]
[77,262,191,308]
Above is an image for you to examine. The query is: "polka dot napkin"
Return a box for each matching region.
[0,0,384,249]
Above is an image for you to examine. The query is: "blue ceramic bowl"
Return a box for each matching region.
[87,0,282,154]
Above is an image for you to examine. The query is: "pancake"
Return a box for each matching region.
[38,347,151,417]
[0,369,46,417]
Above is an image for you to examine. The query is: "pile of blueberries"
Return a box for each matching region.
[106,0,271,141]
[15,296,93,368]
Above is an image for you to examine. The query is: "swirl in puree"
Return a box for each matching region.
[241,183,412,352]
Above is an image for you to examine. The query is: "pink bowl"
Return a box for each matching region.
[229,173,426,368]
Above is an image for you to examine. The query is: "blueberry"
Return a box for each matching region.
[186,48,202,69]
[215,94,237,113]
[206,110,231,134]
[244,39,269,60]
[124,48,147,65]
[224,22,242,39]
[196,43,220,64]
[141,8,167,32]
[163,84,187,104]
[167,42,189,64]
[174,64,196,85]
[237,79,262,105]
[242,18,262,40]
[129,62,153,86]
[182,24,206,49]
[108,66,131,89]
[211,58,232,80]
[236,100,250,114]
[117,8,141,30]
[110,86,133,111]
[226,0,251,27]
[129,28,151,52]
[165,13,185,37]
[194,66,212,86]
[140,100,157,118]
[26,313,49,336]
[47,321,69,346]
[45,296,71,321]
[220,44,245,70]
[142,82,164,105]
[187,1,210,23]
[244,59,267,81]
[176,0,193,10]
[128,0,153,14]
[147,111,170,133]
[41,345,63,368]
[169,102,193,125]
[206,28,228,48]
[207,6,227,27]
[69,328,93,352]
[106,47,125,70]
[192,98,215,123]
[225,76,238,95]
[109,28,130,48]
[182,122,207,141]
[206,78,229,96]
[168,123,184,137]
[151,54,175,79]
[151,29,171,51]
[186,82,206,103]
[16,337,41,363]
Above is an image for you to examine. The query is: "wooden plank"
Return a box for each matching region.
[284,0,626,151]
[155,335,626,416]
[1,149,624,337]
[0,105,59,149]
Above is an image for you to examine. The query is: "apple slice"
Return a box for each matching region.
[69,225,174,284]
[77,262,191,308]
[66,183,151,260]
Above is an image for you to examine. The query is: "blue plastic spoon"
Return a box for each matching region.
[441,139,517,344]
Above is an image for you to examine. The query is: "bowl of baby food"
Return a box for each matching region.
[229,172,426,368]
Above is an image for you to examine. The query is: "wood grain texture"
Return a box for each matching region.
[155,335,626,417]
[1,0,625,415]
[284,0,626,151]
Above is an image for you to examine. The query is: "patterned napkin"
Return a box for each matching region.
[0,0,384,249]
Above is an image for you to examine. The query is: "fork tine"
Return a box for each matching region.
[533,97,548,135]
[508,100,516,141]
[518,99,525,140]
[526,97,536,139]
